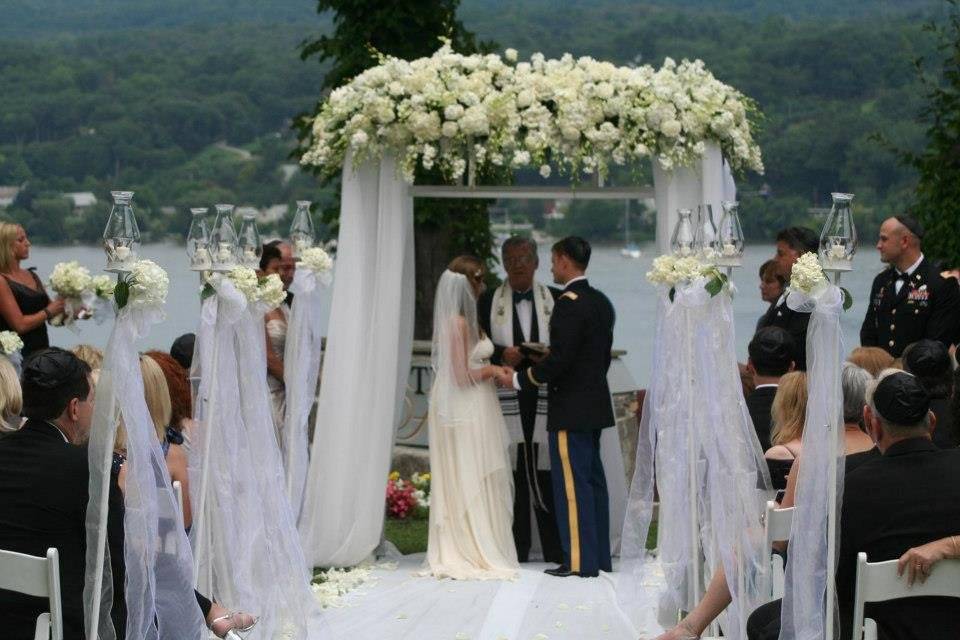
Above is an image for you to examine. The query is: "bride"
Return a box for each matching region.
[423,255,520,580]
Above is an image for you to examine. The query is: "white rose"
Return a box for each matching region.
[350,130,369,147]
[505,48,518,62]
[661,119,682,138]
[441,120,459,138]
[539,164,552,178]
[443,104,464,121]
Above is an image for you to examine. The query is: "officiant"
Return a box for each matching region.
[478,236,563,564]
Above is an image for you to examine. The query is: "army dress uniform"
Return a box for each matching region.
[516,276,616,577]
[860,255,960,357]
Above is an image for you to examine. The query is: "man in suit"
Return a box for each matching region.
[744,327,796,451]
[860,215,960,357]
[497,236,616,578]
[0,348,125,638]
[757,227,819,370]
[478,236,563,564]
[747,370,960,640]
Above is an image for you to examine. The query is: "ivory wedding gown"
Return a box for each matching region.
[423,336,520,580]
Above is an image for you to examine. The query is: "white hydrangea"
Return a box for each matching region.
[645,254,707,287]
[300,247,334,274]
[91,275,115,298]
[227,266,260,303]
[49,261,92,298]
[789,252,827,293]
[0,331,23,355]
[126,260,169,309]
[258,273,286,310]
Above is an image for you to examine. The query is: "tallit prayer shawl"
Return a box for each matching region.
[490,281,552,466]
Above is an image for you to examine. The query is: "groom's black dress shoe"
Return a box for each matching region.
[544,565,600,578]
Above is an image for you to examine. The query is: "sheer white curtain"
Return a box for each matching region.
[619,280,772,639]
[84,300,204,640]
[298,153,415,567]
[779,284,845,640]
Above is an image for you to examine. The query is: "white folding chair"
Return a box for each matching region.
[851,551,960,640]
[172,480,185,529]
[762,499,793,600]
[0,547,63,640]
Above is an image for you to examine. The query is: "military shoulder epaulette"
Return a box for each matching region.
[560,291,578,301]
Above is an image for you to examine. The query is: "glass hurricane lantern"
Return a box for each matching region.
[819,192,857,275]
[671,208,696,257]
[186,207,212,272]
[715,201,746,268]
[238,210,262,269]
[210,203,239,271]
[289,200,315,259]
[103,191,141,272]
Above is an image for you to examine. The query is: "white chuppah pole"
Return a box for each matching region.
[298,152,415,567]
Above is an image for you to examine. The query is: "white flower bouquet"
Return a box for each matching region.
[257,273,286,310]
[788,252,853,310]
[300,247,334,275]
[646,254,730,302]
[225,265,260,303]
[48,261,93,325]
[114,259,169,311]
[0,331,23,355]
[300,44,764,184]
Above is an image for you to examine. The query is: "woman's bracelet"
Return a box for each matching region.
[42,308,51,320]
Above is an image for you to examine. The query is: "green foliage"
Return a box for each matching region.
[890,0,960,267]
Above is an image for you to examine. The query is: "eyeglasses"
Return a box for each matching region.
[503,255,534,268]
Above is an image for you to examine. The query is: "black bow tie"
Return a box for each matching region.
[894,271,910,283]
[513,289,533,304]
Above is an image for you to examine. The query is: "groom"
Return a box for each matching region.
[497,236,616,578]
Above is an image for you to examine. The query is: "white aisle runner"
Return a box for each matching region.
[324,556,666,640]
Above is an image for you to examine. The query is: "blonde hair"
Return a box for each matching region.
[770,371,808,445]
[447,254,485,285]
[0,356,22,423]
[72,344,104,371]
[0,223,21,273]
[140,355,171,442]
[847,346,895,378]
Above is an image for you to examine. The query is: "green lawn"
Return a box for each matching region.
[383,517,659,555]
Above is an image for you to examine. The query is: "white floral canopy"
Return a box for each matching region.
[296,46,762,570]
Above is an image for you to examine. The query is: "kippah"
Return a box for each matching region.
[752,326,795,359]
[873,372,930,425]
[170,333,195,370]
[904,339,950,378]
[22,348,85,389]
[893,215,925,240]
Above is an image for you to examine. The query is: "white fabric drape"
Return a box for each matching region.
[619,281,772,638]
[652,143,733,255]
[85,302,204,640]
[189,279,328,639]
[779,284,845,640]
[299,153,415,567]
[282,267,329,520]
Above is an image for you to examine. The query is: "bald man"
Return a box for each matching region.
[860,215,960,357]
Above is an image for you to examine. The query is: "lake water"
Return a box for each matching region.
[29,242,883,386]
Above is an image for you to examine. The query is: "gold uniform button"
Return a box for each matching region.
[915,309,919,314]
[890,324,895,331]
[888,340,895,347]
[892,309,897,315]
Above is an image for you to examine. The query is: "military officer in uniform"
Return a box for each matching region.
[497,236,616,578]
[860,215,960,357]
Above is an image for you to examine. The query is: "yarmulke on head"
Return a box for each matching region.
[748,327,796,377]
[902,339,953,398]
[893,214,925,240]
[552,236,591,269]
[170,333,196,370]
[872,371,930,428]
[21,347,92,421]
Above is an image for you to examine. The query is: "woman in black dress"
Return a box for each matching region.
[0,223,65,357]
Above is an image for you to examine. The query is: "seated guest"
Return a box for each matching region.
[897,534,960,586]
[145,350,194,438]
[71,343,104,371]
[756,259,787,330]
[0,348,254,639]
[654,364,879,640]
[747,369,960,640]
[764,371,807,492]
[903,339,957,448]
[170,332,196,371]
[745,327,796,451]
[0,356,21,436]
[847,345,895,378]
[757,227,819,370]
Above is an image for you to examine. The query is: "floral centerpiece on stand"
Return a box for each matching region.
[299,246,335,285]
[113,259,170,312]
[787,252,853,310]
[646,254,731,301]
[299,43,764,183]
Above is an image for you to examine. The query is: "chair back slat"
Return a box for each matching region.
[0,548,52,598]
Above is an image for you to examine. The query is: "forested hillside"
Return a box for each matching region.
[0,0,945,243]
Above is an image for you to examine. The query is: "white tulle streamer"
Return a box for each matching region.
[84,302,205,640]
[778,284,845,640]
[189,277,329,639]
[282,267,328,520]
[619,279,772,639]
